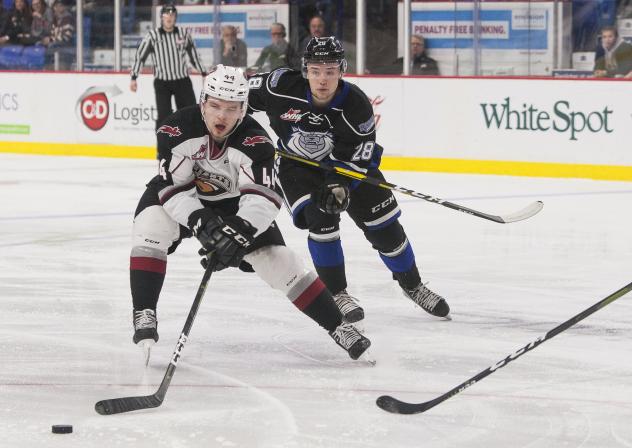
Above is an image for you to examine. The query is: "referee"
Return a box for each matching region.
[130,4,206,131]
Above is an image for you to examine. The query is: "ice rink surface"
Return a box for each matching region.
[1,153,631,448]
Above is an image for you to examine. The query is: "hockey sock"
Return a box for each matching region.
[307,237,347,295]
[130,250,167,310]
[288,275,342,332]
[378,238,416,275]
[392,264,422,290]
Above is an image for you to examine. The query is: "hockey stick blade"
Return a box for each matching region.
[95,394,163,415]
[95,260,216,416]
[276,150,543,224]
[485,200,543,224]
[95,364,174,415]
[376,395,439,415]
[376,280,632,415]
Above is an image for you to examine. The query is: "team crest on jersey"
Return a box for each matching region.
[280,108,308,123]
[157,125,182,137]
[192,143,208,160]
[242,135,272,147]
[193,165,232,194]
[286,127,334,159]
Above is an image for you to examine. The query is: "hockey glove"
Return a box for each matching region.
[311,182,350,214]
[188,209,256,271]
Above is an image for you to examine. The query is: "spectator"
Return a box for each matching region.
[41,0,75,70]
[299,15,325,54]
[220,24,247,67]
[593,25,632,78]
[24,0,53,45]
[298,0,335,38]
[389,35,439,76]
[1,0,32,45]
[251,23,299,72]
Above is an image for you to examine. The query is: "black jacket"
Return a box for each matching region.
[391,53,440,76]
[5,7,32,44]
[0,7,9,37]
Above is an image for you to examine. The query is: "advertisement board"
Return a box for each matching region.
[352,76,632,168]
[1,71,631,180]
[397,1,572,76]
[0,72,204,153]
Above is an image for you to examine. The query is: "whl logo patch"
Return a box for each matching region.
[76,86,122,131]
[280,108,307,123]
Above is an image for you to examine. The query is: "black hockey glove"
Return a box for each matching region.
[188,209,256,271]
[311,182,350,214]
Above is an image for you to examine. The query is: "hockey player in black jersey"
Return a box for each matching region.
[129,65,370,364]
[247,37,451,324]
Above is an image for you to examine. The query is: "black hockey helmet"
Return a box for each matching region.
[160,3,177,15]
[302,36,347,78]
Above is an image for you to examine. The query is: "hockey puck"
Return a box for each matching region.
[51,425,73,434]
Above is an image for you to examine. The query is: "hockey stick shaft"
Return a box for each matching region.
[276,150,543,224]
[95,259,216,415]
[376,280,632,415]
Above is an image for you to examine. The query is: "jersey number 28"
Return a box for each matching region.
[351,141,375,161]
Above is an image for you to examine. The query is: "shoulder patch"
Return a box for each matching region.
[243,135,273,147]
[358,116,375,133]
[270,68,290,88]
[157,125,182,137]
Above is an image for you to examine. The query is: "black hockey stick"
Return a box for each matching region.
[95,258,216,415]
[376,280,632,415]
[276,150,543,224]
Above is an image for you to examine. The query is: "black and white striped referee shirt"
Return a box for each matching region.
[131,26,205,81]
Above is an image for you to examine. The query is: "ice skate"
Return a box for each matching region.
[333,289,365,324]
[133,309,159,366]
[329,321,372,361]
[403,283,451,319]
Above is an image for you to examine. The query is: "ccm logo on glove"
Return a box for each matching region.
[220,224,252,248]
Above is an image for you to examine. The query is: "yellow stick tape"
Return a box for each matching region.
[2,141,631,181]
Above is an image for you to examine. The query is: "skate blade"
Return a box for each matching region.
[138,340,155,367]
[359,348,376,366]
[350,319,365,333]
[412,301,452,321]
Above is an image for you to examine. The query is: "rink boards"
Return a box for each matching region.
[1,71,631,181]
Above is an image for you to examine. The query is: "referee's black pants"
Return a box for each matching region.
[154,77,196,130]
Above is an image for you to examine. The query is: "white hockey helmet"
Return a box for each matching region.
[200,64,249,119]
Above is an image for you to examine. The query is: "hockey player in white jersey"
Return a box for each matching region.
[129,65,370,365]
